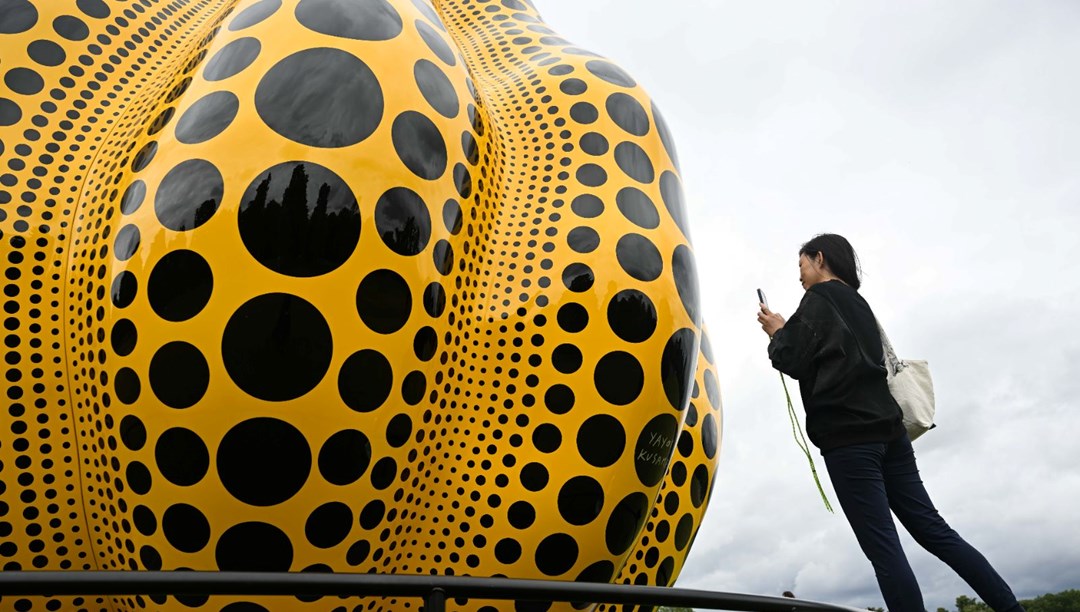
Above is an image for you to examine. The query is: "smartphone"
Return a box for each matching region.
[757,288,768,310]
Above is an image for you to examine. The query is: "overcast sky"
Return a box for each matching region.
[537,1,1080,609]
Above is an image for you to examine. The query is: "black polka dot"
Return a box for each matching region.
[305,502,353,548]
[4,68,43,95]
[162,503,210,553]
[216,522,293,571]
[155,159,223,232]
[204,37,261,81]
[567,227,599,253]
[544,384,574,415]
[370,457,397,490]
[149,341,209,409]
[222,603,270,612]
[416,20,455,65]
[702,413,718,459]
[661,328,696,411]
[556,303,588,334]
[560,78,586,96]
[606,93,649,137]
[110,318,137,357]
[27,40,65,66]
[461,131,479,165]
[442,198,462,234]
[607,289,657,343]
[579,132,608,156]
[569,102,597,124]
[494,538,521,564]
[256,48,383,148]
[432,239,453,274]
[507,501,535,530]
[606,492,648,555]
[616,187,659,229]
[660,171,689,238]
[120,180,146,215]
[240,161,360,276]
[386,414,412,448]
[414,59,458,118]
[614,141,655,183]
[115,367,141,404]
[423,281,446,317]
[375,187,432,256]
[113,225,140,261]
[616,233,662,282]
[218,417,311,506]
[76,0,108,18]
[634,414,679,487]
[453,162,472,198]
[230,0,280,30]
[139,544,161,569]
[318,430,371,486]
[52,15,89,40]
[148,250,213,322]
[392,111,447,180]
[337,349,392,412]
[535,533,577,576]
[520,462,549,492]
[532,424,561,453]
[155,427,210,486]
[359,500,385,530]
[296,0,402,40]
[346,540,371,566]
[576,415,625,468]
[674,513,694,551]
[132,141,157,172]
[551,344,582,374]
[126,461,152,495]
[133,505,157,536]
[594,351,643,406]
[413,326,437,361]
[0,0,37,34]
[119,415,146,451]
[672,244,700,325]
[0,98,20,126]
[691,464,711,508]
[175,91,239,144]
[585,60,636,88]
[401,370,426,405]
[558,476,604,527]
[222,293,333,402]
[561,263,593,293]
[356,269,411,334]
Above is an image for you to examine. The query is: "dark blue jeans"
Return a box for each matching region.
[822,433,1023,612]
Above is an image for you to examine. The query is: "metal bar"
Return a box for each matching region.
[0,571,865,612]
[424,587,447,612]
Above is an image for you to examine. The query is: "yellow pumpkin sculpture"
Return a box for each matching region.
[0,0,722,610]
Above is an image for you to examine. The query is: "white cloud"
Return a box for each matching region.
[538,1,1080,608]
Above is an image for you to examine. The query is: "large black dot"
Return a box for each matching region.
[691,464,711,508]
[571,194,603,219]
[672,244,700,325]
[162,503,210,553]
[370,457,397,490]
[606,492,649,555]
[356,269,411,334]
[532,424,561,454]
[551,344,582,374]
[4,67,43,95]
[76,0,109,18]
[338,349,392,412]
[535,533,577,577]
[120,180,146,215]
[222,293,333,401]
[570,102,597,124]
[616,233,662,282]
[126,461,152,495]
[507,501,535,530]
[0,0,37,34]
[579,132,609,157]
[567,227,599,253]
[305,502,353,548]
[155,159,223,232]
[115,367,141,404]
[661,328,697,412]
[520,462,549,492]
[255,48,383,148]
[414,59,458,118]
[111,272,137,309]
[230,0,280,30]
[416,20,455,66]
[557,303,588,333]
[110,319,137,357]
[616,187,659,229]
[133,505,157,536]
[561,263,594,293]
[585,60,636,88]
[386,413,412,448]
[634,414,679,487]
[204,37,261,81]
[114,225,140,261]
[218,417,312,506]
[318,429,372,486]
[392,111,447,180]
[660,171,689,238]
[594,351,643,406]
[702,413,718,459]
[606,93,649,136]
[149,341,209,409]
[423,282,445,317]
[0,98,21,127]
[216,522,293,571]
[375,187,432,256]
[175,91,239,144]
[577,415,625,468]
[359,500,385,530]
[155,427,210,486]
[557,476,604,526]
[607,289,657,343]
[576,163,607,187]
[494,538,521,564]
[239,161,360,277]
[28,40,65,66]
[53,15,89,40]
[560,77,587,95]
[614,141,655,183]
[119,415,147,451]
[148,250,213,322]
[653,102,681,170]
[543,384,574,415]
[296,0,402,40]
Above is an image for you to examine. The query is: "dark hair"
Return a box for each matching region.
[799,233,862,290]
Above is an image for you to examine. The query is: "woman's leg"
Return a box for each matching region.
[882,434,1024,612]
[823,443,925,612]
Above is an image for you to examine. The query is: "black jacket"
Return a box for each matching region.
[768,280,904,451]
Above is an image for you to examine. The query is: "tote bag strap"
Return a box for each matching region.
[875,318,904,376]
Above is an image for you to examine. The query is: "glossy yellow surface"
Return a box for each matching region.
[0,0,722,610]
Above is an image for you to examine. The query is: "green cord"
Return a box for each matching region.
[780,372,835,513]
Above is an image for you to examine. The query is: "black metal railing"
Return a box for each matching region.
[0,571,865,612]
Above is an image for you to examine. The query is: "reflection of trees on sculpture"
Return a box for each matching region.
[240,163,361,276]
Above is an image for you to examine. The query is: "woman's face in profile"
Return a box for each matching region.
[799,253,824,290]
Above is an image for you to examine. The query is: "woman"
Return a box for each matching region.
[756,233,1023,612]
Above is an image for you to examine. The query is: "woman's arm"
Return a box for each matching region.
[766,293,827,379]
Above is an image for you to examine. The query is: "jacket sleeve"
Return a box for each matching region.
[767,292,828,379]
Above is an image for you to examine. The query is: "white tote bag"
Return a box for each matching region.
[876,321,935,441]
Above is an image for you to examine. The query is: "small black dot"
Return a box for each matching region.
[661,328,697,411]
[385,414,412,448]
[532,424,561,454]
[520,462,549,492]
[543,384,574,415]
[119,180,146,215]
[119,415,146,451]
[579,132,608,156]
[507,501,535,530]
[567,227,599,253]
[576,163,607,187]
[560,78,586,96]
[494,538,521,564]
[113,225,140,261]
[672,244,700,325]
[569,102,597,124]
[551,343,582,374]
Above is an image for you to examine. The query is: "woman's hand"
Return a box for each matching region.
[757,305,786,338]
